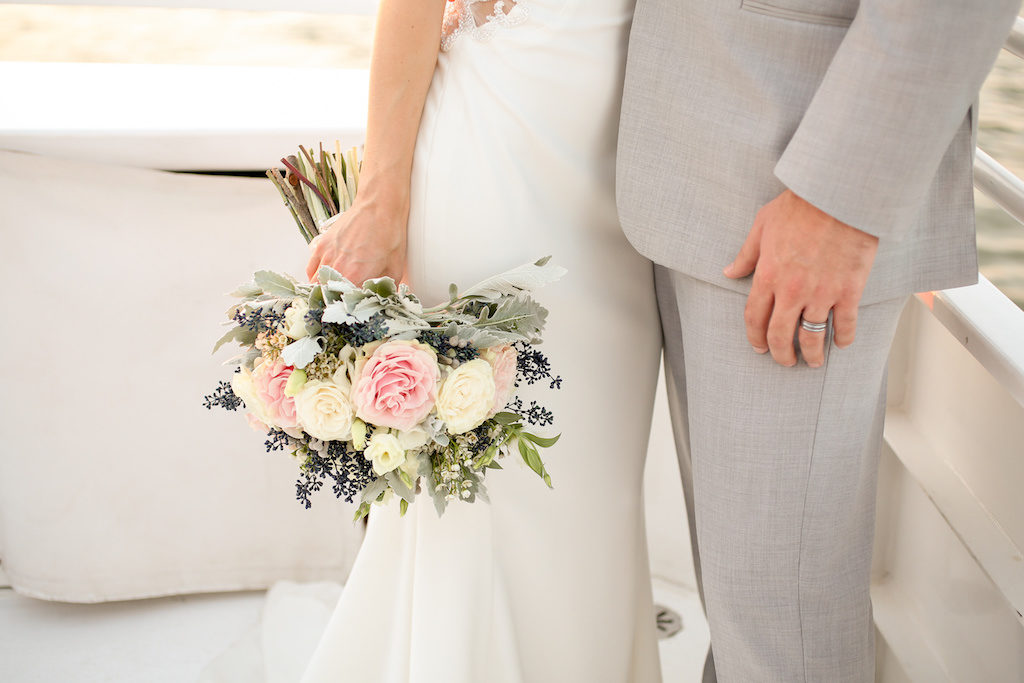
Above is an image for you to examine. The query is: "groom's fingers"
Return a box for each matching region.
[832,300,860,348]
[798,306,832,368]
[766,300,801,367]
[724,220,763,279]
[743,284,773,354]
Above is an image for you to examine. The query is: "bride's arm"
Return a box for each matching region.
[306,0,447,284]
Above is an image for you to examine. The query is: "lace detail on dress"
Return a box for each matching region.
[441,0,529,52]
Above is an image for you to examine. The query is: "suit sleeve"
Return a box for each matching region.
[772,2,1019,240]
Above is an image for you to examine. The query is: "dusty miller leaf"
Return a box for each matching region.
[254,270,297,297]
[458,257,566,300]
[280,336,322,369]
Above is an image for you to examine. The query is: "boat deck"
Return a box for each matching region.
[0,579,709,682]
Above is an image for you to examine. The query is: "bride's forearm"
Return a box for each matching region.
[356,0,447,214]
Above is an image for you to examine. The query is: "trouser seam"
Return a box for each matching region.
[796,319,835,683]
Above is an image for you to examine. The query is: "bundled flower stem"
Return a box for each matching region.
[266,141,364,244]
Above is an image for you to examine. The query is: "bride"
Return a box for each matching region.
[299,0,663,680]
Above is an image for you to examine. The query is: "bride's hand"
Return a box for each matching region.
[305,197,408,285]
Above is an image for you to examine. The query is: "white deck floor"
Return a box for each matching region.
[0,579,708,683]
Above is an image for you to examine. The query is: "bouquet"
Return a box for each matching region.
[204,143,564,519]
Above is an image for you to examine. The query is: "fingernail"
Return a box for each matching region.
[753,346,768,354]
[723,264,734,277]
[808,361,822,368]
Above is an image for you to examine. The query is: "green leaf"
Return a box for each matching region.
[362,276,397,299]
[212,325,257,354]
[491,411,522,426]
[353,502,370,522]
[399,498,409,517]
[254,270,297,297]
[522,432,561,448]
[518,438,553,489]
[309,285,325,310]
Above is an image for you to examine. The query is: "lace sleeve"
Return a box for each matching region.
[441,0,529,52]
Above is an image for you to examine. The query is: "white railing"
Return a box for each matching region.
[871,16,1024,682]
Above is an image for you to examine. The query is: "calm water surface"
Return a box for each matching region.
[2,5,1022,306]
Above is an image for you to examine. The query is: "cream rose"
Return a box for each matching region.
[231,366,275,427]
[436,359,496,434]
[396,427,429,451]
[294,379,355,441]
[283,297,319,340]
[364,432,406,476]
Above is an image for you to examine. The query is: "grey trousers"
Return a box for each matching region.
[655,266,908,683]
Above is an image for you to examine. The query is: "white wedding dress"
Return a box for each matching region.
[205,1,664,681]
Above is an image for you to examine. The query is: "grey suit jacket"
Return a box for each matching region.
[617,0,1020,304]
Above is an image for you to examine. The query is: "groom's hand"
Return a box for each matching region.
[723,190,879,368]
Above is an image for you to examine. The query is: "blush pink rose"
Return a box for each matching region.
[352,340,440,431]
[253,359,298,428]
[483,344,518,416]
[246,413,269,433]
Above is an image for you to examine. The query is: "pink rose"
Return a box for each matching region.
[253,359,298,428]
[483,345,518,416]
[246,413,269,433]
[352,340,439,431]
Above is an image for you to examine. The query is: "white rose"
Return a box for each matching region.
[396,427,429,451]
[400,449,423,482]
[283,297,319,340]
[436,359,496,435]
[364,432,406,476]
[231,366,274,426]
[294,379,355,441]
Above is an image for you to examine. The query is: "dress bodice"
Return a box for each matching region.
[441,0,636,52]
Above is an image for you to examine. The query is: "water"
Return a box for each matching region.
[977,47,1024,310]
[1,5,1022,306]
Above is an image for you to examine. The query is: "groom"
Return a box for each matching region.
[617,1,1019,681]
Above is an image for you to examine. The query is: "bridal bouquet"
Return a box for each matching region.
[204,143,563,519]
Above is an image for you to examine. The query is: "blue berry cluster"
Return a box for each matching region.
[202,380,243,411]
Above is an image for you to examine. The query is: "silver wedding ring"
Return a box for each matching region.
[800,318,828,334]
